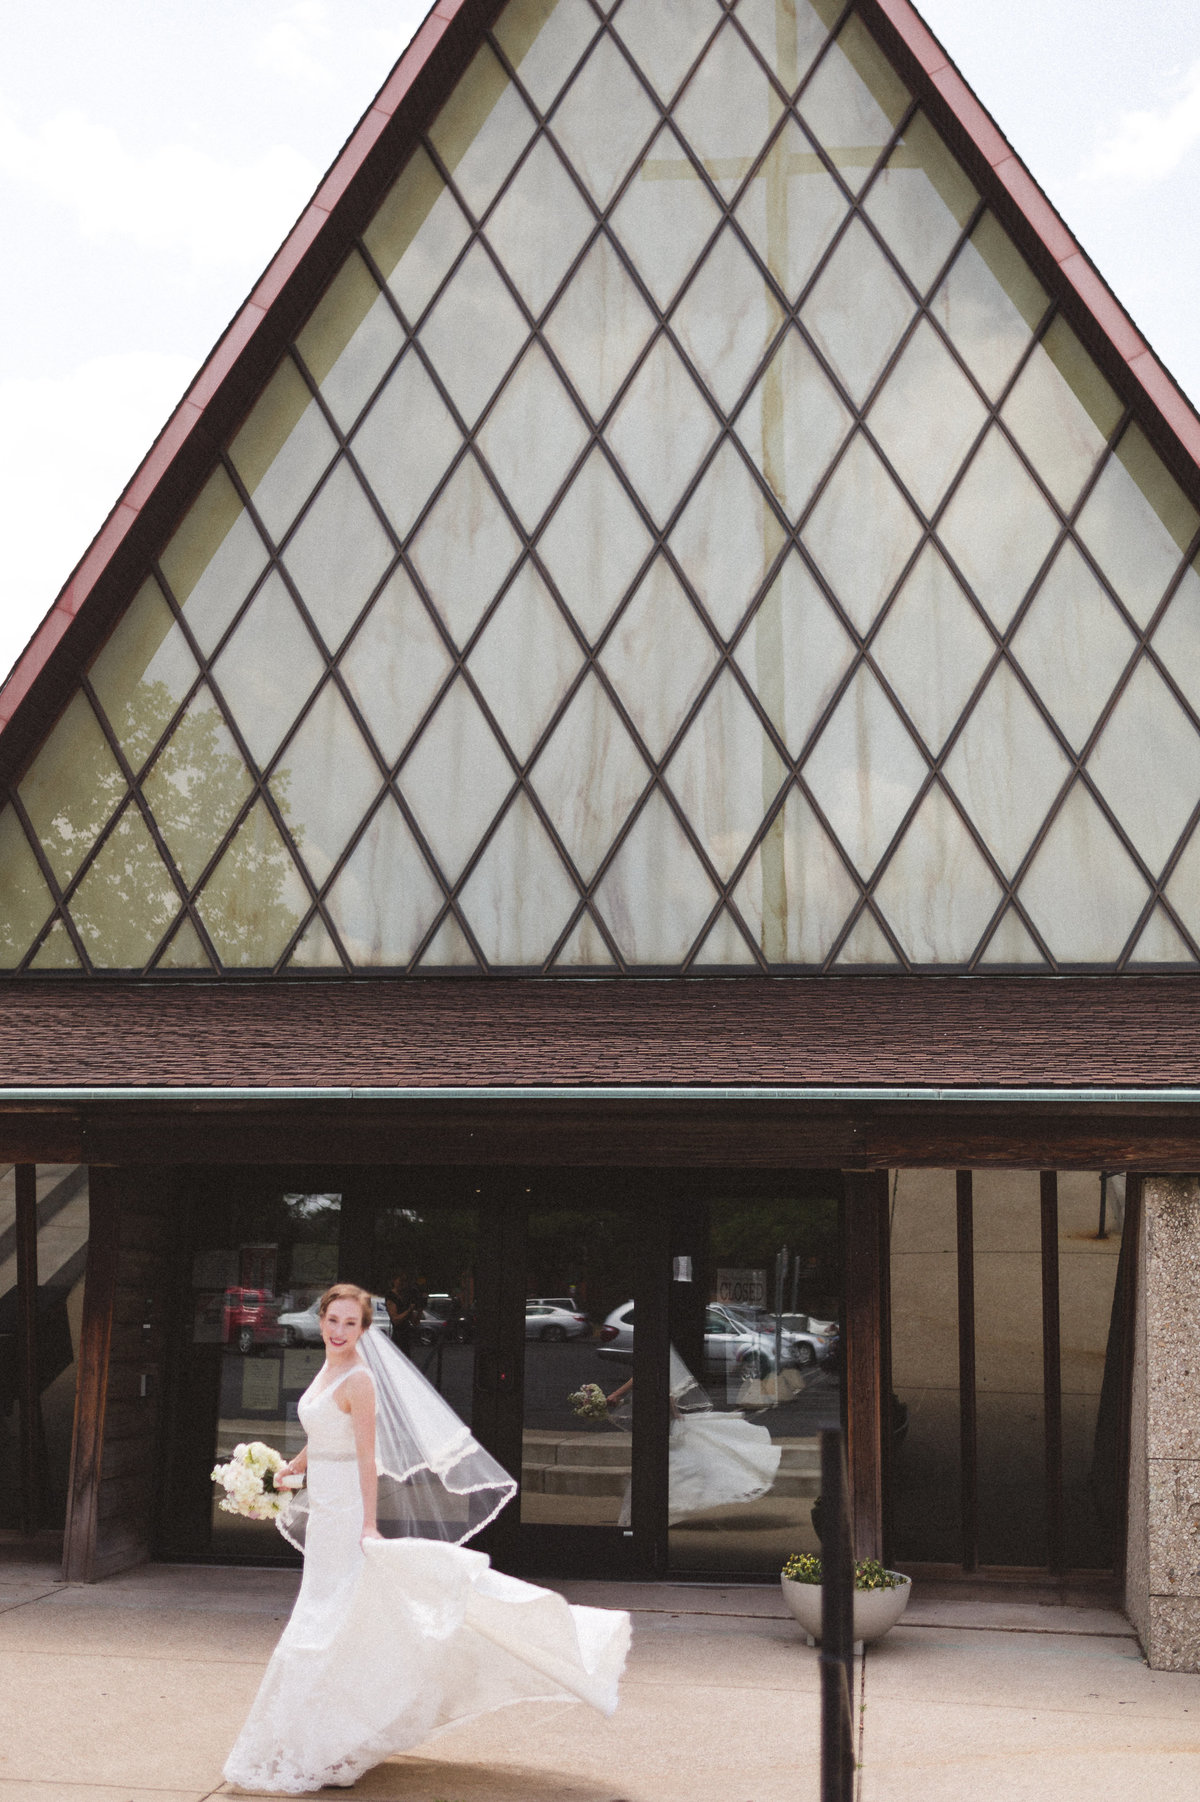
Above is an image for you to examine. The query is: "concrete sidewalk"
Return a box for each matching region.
[2,1554,1198,1801]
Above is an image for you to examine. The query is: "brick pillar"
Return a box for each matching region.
[1126,1175,1200,1669]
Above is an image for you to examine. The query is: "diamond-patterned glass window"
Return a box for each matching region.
[8,0,1200,976]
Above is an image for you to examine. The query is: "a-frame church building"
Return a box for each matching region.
[2,0,1199,1670]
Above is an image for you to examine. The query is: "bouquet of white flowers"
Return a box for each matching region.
[211,1441,297,1521]
[567,1382,610,1422]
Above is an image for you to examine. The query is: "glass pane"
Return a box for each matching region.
[0,805,54,968]
[600,557,719,759]
[159,465,270,658]
[667,1188,843,1575]
[692,905,755,965]
[734,552,856,756]
[1009,540,1136,751]
[888,1170,960,1564]
[974,1171,1045,1566]
[67,802,179,969]
[673,20,781,204]
[609,124,722,311]
[1075,424,1198,629]
[977,904,1049,967]
[801,665,927,878]
[155,915,212,970]
[409,453,523,649]
[325,797,444,967]
[870,544,993,754]
[529,671,651,880]
[1127,904,1194,965]
[520,1203,639,1530]
[268,681,383,886]
[337,569,454,768]
[670,439,786,641]
[867,318,988,517]
[606,335,720,526]
[1000,316,1122,513]
[873,783,1001,964]
[89,576,199,776]
[227,357,338,546]
[832,904,901,965]
[399,677,515,882]
[288,913,343,970]
[493,0,598,113]
[937,426,1060,631]
[363,147,472,328]
[1165,823,1200,949]
[19,692,126,889]
[796,15,909,193]
[732,783,861,965]
[931,212,1048,403]
[349,349,463,539]
[1058,1172,1126,1568]
[733,114,848,307]
[483,135,595,319]
[466,562,583,762]
[1151,560,1200,722]
[672,227,785,415]
[593,787,718,965]
[476,342,590,530]
[536,449,653,643]
[428,42,536,219]
[1087,658,1200,877]
[553,907,617,968]
[543,231,656,423]
[210,572,326,773]
[161,1183,342,1560]
[611,0,721,104]
[664,670,786,879]
[418,242,530,428]
[550,32,659,209]
[458,791,578,965]
[418,910,482,968]
[1017,779,1150,964]
[863,112,977,295]
[735,0,839,94]
[942,662,1070,876]
[281,460,393,653]
[802,432,922,634]
[30,920,81,970]
[735,326,852,521]
[800,216,916,405]
[141,685,254,890]
[194,799,310,969]
[374,1200,480,1423]
[294,250,406,433]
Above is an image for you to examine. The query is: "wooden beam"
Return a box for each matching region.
[1041,1172,1065,1575]
[15,1165,38,1534]
[62,1168,120,1582]
[843,1171,889,1562]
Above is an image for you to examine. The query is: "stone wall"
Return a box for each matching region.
[1126,1175,1200,1669]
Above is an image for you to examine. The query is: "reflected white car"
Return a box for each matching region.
[524,1302,590,1342]
[279,1296,390,1346]
[596,1300,838,1373]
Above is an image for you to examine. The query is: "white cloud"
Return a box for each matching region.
[256,2,334,89]
[1083,58,1200,185]
[0,106,318,270]
[0,352,195,686]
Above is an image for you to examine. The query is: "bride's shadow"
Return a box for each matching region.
[292,1759,633,1800]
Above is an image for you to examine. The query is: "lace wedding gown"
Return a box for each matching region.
[224,1367,630,1794]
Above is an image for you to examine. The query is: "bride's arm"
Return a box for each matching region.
[279,1445,308,1480]
[345,1369,382,1543]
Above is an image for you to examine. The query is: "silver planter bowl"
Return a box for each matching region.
[780,1572,912,1649]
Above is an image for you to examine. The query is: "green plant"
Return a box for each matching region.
[781,1553,905,1590]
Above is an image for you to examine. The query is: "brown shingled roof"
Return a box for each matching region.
[0,975,1197,1090]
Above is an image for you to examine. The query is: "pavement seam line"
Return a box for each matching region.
[900,1621,1136,1638]
[0,1589,60,1618]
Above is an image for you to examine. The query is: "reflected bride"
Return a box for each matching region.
[223,1284,629,1796]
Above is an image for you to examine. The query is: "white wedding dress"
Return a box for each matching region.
[224,1366,630,1795]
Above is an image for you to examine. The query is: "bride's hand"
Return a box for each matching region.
[361,1527,384,1546]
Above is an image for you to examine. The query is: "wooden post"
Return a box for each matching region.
[62,1168,120,1582]
[842,1170,890,1562]
[15,1165,39,1535]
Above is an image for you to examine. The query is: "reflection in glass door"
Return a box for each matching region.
[667,1188,843,1576]
[520,1207,639,1537]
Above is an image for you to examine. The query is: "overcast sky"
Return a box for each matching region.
[2,0,1198,687]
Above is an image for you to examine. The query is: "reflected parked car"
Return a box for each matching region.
[596,1300,838,1375]
[525,1301,590,1341]
[198,1287,285,1355]
[279,1296,390,1346]
[416,1293,476,1345]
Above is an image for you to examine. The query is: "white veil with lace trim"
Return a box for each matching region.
[278,1328,516,1553]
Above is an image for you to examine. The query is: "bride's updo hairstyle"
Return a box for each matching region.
[318,1283,373,1330]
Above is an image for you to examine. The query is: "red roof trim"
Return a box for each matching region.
[3,0,1200,757]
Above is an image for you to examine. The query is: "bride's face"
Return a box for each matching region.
[321,1300,365,1355]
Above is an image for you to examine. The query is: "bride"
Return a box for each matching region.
[224,1284,630,1794]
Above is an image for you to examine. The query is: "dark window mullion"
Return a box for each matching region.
[1040,1170,1065,1575]
[956,1170,978,1573]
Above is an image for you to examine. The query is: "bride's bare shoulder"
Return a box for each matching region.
[341,1363,377,1409]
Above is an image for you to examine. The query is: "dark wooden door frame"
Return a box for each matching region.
[843,1171,890,1563]
[62,1166,119,1581]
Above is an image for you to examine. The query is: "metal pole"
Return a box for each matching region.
[820,1428,855,1801]
[15,1165,39,1536]
[1098,1170,1109,1240]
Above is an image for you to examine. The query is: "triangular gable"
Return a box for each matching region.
[1,0,1199,976]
